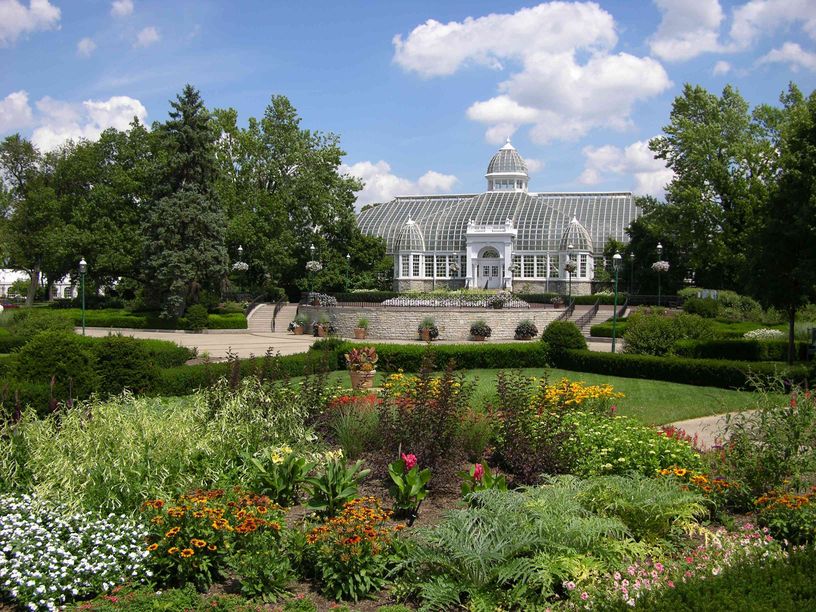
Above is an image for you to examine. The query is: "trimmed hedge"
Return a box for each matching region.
[591,319,785,340]
[673,338,809,362]
[333,291,400,303]
[591,321,628,337]
[552,349,811,390]
[0,335,25,353]
[52,308,248,330]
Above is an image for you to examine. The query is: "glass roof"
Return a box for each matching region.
[486,147,528,176]
[357,191,640,254]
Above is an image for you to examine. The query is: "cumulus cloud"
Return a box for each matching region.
[134,25,159,47]
[759,42,816,72]
[110,0,133,17]
[579,139,673,197]
[26,95,147,151]
[729,0,816,49]
[0,90,34,132]
[713,60,731,75]
[0,0,61,46]
[648,0,725,61]
[77,36,96,57]
[341,160,458,209]
[394,3,671,144]
[525,158,544,173]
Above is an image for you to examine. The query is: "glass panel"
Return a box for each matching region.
[549,254,560,278]
[401,255,409,277]
[483,265,490,277]
[579,254,588,278]
[536,255,546,278]
[461,254,467,277]
[523,255,534,278]
[425,255,434,277]
[436,255,447,277]
[412,254,420,277]
[492,266,499,277]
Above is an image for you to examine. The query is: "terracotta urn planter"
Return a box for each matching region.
[420,328,432,342]
[292,325,304,335]
[315,325,328,338]
[472,335,486,342]
[516,335,532,341]
[354,327,367,339]
[349,370,376,390]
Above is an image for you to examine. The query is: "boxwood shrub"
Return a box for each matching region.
[0,334,25,353]
[552,349,811,390]
[541,321,587,351]
[369,341,550,372]
[55,308,248,330]
[333,291,400,303]
[673,338,809,362]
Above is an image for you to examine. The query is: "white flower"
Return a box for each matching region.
[305,260,323,273]
[651,260,670,273]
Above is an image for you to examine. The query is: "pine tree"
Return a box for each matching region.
[142,85,227,317]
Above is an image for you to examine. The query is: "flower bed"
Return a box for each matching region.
[381,294,530,308]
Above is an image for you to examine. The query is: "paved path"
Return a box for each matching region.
[668,411,757,450]
[80,328,316,360]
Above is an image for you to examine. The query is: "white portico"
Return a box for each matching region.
[465,218,517,290]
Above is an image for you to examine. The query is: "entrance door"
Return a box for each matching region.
[476,248,503,289]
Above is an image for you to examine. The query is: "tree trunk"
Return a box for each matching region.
[26,264,40,306]
[788,305,796,366]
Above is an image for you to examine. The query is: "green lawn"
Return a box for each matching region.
[321,367,762,426]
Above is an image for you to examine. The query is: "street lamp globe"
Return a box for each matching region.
[612,252,622,270]
[310,244,315,258]
[79,258,87,274]
[656,242,663,258]
[237,245,244,260]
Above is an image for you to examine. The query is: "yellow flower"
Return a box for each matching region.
[180,548,194,558]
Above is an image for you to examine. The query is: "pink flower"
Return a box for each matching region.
[610,405,617,413]
[401,453,417,471]
[667,580,675,588]
[473,463,485,481]
[564,581,576,591]
[654,562,664,573]
[613,571,621,581]
[581,592,589,601]
[627,566,636,576]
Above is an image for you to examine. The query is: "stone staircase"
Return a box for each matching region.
[569,305,615,338]
[247,303,299,334]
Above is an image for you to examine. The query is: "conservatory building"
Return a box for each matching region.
[356,140,641,294]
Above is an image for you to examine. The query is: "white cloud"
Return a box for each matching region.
[580,139,673,197]
[730,0,816,49]
[29,95,147,151]
[759,42,816,72]
[0,0,60,47]
[394,3,671,145]
[648,0,725,61]
[525,158,544,173]
[134,25,159,48]
[713,60,731,75]
[77,36,96,57]
[110,0,133,17]
[0,90,34,133]
[341,160,458,209]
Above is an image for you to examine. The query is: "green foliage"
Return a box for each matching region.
[541,321,587,351]
[65,584,262,611]
[92,334,158,395]
[683,296,719,318]
[305,457,370,518]
[757,490,816,545]
[388,456,431,519]
[247,449,316,506]
[514,319,538,338]
[673,338,808,361]
[50,307,247,330]
[372,341,550,372]
[418,317,439,339]
[14,330,100,399]
[0,378,319,512]
[563,411,704,478]
[7,308,74,340]
[720,380,816,498]
[604,545,816,611]
[552,348,811,390]
[327,395,380,459]
[0,334,24,352]
[398,480,668,610]
[228,526,295,602]
[469,320,492,338]
[456,409,495,462]
[185,304,209,332]
[623,311,714,356]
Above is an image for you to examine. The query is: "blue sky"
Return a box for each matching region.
[1,0,815,207]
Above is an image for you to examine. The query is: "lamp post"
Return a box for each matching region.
[656,242,663,306]
[346,253,351,286]
[309,244,316,293]
[567,242,574,300]
[629,252,634,295]
[612,252,622,353]
[78,257,87,336]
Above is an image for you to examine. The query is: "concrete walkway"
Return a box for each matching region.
[667,411,757,451]
[81,328,316,360]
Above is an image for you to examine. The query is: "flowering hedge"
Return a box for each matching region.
[0,494,149,611]
[381,294,530,308]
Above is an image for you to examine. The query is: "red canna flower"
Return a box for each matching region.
[401,453,417,470]
[473,463,484,481]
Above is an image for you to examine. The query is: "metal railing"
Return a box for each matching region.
[575,298,600,330]
[614,296,629,321]
[555,298,575,321]
[271,297,289,332]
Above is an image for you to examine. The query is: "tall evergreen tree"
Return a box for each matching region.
[142,85,228,316]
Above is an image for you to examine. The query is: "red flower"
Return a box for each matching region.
[473,463,484,481]
[401,453,417,471]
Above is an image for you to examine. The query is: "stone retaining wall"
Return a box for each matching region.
[300,305,565,340]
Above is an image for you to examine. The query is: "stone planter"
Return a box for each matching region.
[293,325,304,335]
[471,335,486,341]
[349,370,376,390]
[419,328,432,342]
[354,327,367,339]
[315,325,328,338]
[516,335,533,341]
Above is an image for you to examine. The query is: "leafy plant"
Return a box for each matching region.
[185,304,209,332]
[227,526,294,602]
[417,317,439,339]
[456,408,495,462]
[458,461,507,500]
[515,319,539,338]
[356,317,369,330]
[305,456,370,517]
[247,447,316,506]
[388,453,431,522]
[756,487,816,544]
[345,346,378,371]
[469,320,492,338]
[304,497,402,601]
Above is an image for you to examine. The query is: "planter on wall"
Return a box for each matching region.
[354,328,367,339]
[419,329,432,342]
[471,335,486,341]
[292,325,304,335]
